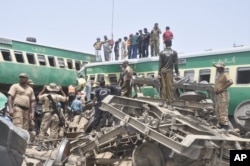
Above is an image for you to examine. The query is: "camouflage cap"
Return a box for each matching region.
[19,73,28,78]
[213,62,225,68]
[46,83,60,92]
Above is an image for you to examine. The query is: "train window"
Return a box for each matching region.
[14,52,24,63]
[137,73,145,78]
[146,73,154,78]
[237,67,250,84]
[26,53,36,64]
[1,49,12,61]
[75,60,81,70]
[199,69,211,83]
[184,70,194,81]
[90,75,95,81]
[48,56,55,67]
[67,59,73,69]
[108,74,117,83]
[97,74,104,82]
[57,58,65,68]
[38,54,46,66]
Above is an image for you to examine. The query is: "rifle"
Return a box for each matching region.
[47,94,64,127]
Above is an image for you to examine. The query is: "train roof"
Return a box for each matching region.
[80,45,250,71]
[0,37,95,57]
[179,45,250,58]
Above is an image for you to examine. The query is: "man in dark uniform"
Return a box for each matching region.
[158,41,179,105]
[114,38,122,60]
[86,80,110,132]
[107,79,121,96]
[143,28,150,57]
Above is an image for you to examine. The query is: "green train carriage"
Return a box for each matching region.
[0,37,96,93]
[78,46,250,124]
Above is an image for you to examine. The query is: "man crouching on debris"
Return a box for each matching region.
[36,83,66,151]
[86,80,110,132]
[214,62,233,130]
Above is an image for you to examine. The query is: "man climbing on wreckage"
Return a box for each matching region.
[85,80,110,133]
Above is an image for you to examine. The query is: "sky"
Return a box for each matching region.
[1,0,250,56]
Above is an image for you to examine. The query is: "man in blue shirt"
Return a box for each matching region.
[70,95,82,121]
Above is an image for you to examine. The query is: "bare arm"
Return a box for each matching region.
[60,88,66,97]
[38,85,47,97]
[7,95,14,115]
[29,100,35,119]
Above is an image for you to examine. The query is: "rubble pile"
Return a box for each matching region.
[24,93,250,166]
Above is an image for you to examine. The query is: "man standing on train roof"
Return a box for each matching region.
[163,26,173,47]
[102,35,113,61]
[114,38,122,60]
[8,73,36,131]
[214,62,233,130]
[121,36,128,60]
[158,40,179,106]
[121,60,133,98]
[150,23,162,57]
[143,28,150,57]
[93,37,102,62]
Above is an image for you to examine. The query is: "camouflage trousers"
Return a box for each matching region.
[215,91,229,125]
[160,72,174,102]
[122,80,132,98]
[39,112,60,140]
[150,39,160,56]
[13,106,29,130]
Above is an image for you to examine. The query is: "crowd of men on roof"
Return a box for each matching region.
[93,23,174,61]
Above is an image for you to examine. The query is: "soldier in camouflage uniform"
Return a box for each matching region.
[214,62,233,130]
[36,83,66,150]
[121,61,133,98]
[8,73,35,130]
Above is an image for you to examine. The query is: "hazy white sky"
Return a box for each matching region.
[1,0,250,55]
